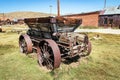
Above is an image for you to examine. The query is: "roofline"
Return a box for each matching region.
[99,14,120,16]
[62,11,100,17]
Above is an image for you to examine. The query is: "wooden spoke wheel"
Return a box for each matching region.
[77,35,92,57]
[19,34,32,54]
[37,39,61,70]
[81,41,92,57]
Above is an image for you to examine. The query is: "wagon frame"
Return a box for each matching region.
[19,17,92,70]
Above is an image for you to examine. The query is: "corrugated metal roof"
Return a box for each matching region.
[100,5,120,15]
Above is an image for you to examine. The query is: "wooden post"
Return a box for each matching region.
[104,0,106,8]
[50,5,52,16]
[57,0,60,17]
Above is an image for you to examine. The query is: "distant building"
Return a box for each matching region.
[17,19,24,24]
[99,5,120,28]
[0,17,24,25]
[63,5,120,28]
[63,11,100,27]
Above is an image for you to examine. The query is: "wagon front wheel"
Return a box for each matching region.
[37,39,61,70]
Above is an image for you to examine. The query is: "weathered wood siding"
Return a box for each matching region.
[99,15,120,28]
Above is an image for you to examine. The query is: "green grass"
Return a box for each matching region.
[79,26,99,29]
[0,32,120,80]
[79,26,120,29]
[1,24,28,33]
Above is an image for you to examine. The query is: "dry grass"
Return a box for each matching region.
[1,24,28,33]
[0,32,120,80]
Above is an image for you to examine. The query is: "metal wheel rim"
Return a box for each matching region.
[19,34,32,54]
[38,39,61,70]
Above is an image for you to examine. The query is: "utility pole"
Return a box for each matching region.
[57,0,60,17]
[3,13,5,21]
[49,5,52,16]
[104,0,106,9]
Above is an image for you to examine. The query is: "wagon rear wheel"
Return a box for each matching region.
[82,35,92,56]
[37,39,61,70]
[19,34,32,54]
[77,35,92,57]
[81,41,92,57]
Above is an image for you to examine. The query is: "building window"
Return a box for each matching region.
[104,18,108,24]
[109,19,113,24]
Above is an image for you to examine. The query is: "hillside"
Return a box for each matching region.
[0,11,55,19]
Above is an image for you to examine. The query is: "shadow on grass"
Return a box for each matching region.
[0,31,6,33]
[0,44,16,48]
[0,44,17,55]
[62,56,80,65]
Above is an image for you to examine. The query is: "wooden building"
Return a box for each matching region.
[63,5,120,28]
[99,6,120,28]
[17,19,24,24]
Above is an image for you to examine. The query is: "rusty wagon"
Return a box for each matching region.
[19,16,92,70]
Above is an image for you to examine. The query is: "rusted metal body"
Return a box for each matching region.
[19,17,92,70]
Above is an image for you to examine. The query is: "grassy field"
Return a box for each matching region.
[0,32,120,80]
[79,26,119,29]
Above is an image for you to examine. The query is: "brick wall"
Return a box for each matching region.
[64,11,100,27]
